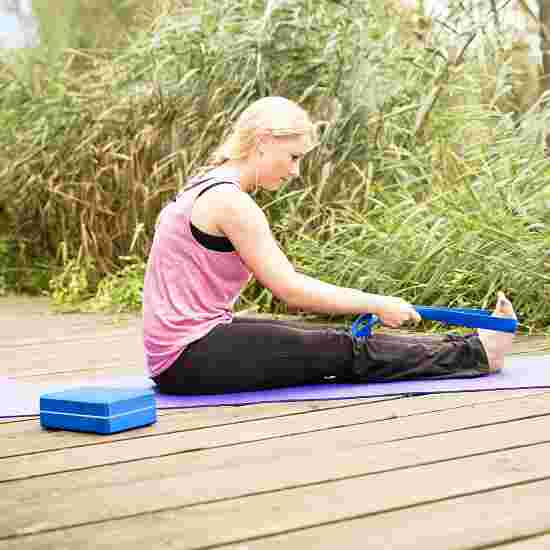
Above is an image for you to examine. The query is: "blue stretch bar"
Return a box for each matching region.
[351,306,517,338]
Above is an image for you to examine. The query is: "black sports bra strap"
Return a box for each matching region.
[196,180,239,198]
[177,174,240,199]
[175,176,214,199]
[188,178,239,253]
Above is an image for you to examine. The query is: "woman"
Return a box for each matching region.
[143,96,516,395]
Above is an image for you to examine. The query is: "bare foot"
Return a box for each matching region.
[477,291,517,373]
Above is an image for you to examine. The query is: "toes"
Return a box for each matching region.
[494,292,516,318]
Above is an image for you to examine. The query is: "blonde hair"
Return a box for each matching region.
[203,96,319,173]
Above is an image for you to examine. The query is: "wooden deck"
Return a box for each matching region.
[2,296,550,549]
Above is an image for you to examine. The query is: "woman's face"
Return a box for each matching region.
[257,134,310,190]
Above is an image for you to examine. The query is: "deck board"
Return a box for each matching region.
[3,406,550,537]
[3,444,550,549]
[2,297,550,549]
[2,390,550,481]
[495,535,550,549]
[206,479,550,550]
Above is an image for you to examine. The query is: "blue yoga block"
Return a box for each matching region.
[40,387,157,434]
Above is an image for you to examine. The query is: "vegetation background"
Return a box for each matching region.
[0,0,549,334]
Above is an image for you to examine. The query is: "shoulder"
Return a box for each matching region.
[203,188,271,243]
[189,178,269,238]
[207,184,266,222]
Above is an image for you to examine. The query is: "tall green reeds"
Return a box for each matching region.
[1,0,549,330]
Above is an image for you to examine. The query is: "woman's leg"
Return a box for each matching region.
[154,318,353,394]
[154,295,516,394]
[349,332,490,382]
[350,292,516,382]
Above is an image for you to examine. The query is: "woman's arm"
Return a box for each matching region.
[212,187,419,327]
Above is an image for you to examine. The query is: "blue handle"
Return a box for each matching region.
[351,305,517,338]
[351,313,380,338]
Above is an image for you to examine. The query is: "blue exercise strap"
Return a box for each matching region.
[351,306,518,339]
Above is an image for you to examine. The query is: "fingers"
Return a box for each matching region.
[377,297,420,327]
[403,302,420,324]
[384,307,420,327]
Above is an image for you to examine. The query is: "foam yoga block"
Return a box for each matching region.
[40,387,157,434]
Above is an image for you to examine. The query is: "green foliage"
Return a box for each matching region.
[49,243,96,309]
[32,0,140,59]
[49,249,145,312]
[2,1,142,99]
[0,239,16,296]
[0,238,51,295]
[49,258,93,309]
[88,256,146,312]
[1,0,549,331]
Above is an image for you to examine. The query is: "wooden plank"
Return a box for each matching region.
[3,411,550,538]
[1,335,145,377]
[0,327,138,349]
[2,390,549,476]
[1,306,142,378]
[201,478,550,550]
[0,394,405,455]
[6,366,146,382]
[0,397,403,428]
[0,417,36,425]
[0,396,395,430]
[0,318,139,348]
[504,334,550,354]
[492,534,550,549]
[3,435,550,547]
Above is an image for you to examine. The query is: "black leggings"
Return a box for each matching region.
[153,317,490,395]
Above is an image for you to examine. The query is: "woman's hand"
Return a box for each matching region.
[374,296,421,328]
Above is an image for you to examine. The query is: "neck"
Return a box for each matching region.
[221,159,258,193]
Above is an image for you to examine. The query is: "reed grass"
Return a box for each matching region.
[0,0,549,330]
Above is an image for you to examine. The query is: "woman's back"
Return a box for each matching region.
[142,170,251,377]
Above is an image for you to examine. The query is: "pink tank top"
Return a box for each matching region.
[143,168,252,377]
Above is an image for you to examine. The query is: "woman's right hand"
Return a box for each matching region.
[374,296,421,328]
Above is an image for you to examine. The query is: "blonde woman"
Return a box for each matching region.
[143,96,516,394]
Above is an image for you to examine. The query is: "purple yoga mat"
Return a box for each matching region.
[2,354,550,417]
[0,376,154,418]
